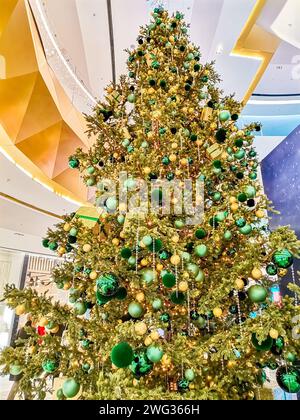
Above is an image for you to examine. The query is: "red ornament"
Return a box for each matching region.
[37,326,46,336]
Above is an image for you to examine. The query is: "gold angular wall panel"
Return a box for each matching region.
[0,0,92,203]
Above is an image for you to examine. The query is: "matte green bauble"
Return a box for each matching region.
[272,249,293,269]
[216,212,227,222]
[74,301,87,316]
[162,272,176,288]
[244,186,256,198]
[69,158,79,169]
[276,366,300,394]
[115,287,127,300]
[42,239,49,248]
[219,110,231,122]
[185,368,195,381]
[96,293,111,306]
[97,273,119,297]
[175,219,185,229]
[286,353,297,363]
[170,291,185,305]
[162,156,170,165]
[141,141,149,148]
[42,359,58,374]
[142,235,153,246]
[195,269,205,282]
[129,349,153,378]
[152,298,162,310]
[146,346,163,363]
[235,139,243,148]
[224,231,232,241]
[111,342,133,368]
[121,247,132,259]
[106,196,118,211]
[56,388,65,400]
[9,364,23,376]
[181,251,191,262]
[48,242,58,251]
[128,256,136,266]
[149,238,163,252]
[178,379,189,392]
[237,193,247,202]
[128,302,143,318]
[248,285,268,303]
[187,263,200,277]
[122,139,130,147]
[194,244,208,257]
[69,227,78,237]
[127,93,136,103]
[117,215,125,224]
[266,264,277,276]
[235,149,245,160]
[239,225,252,235]
[86,177,96,187]
[212,192,222,202]
[62,378,80,398]
[141,269,157,285]
[251,333,273,351]
[87,166,95,175]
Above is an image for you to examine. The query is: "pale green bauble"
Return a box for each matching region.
[62,378,80,399]
[106,196,118,211]
[187,263,200,277]
[9,364,23,376]
[141,268,157,285]
[194,244,208,257]
[128,256,136,266]
[152,298,162,310]
[195,269,205,282]
[69,227,78,237]
[117,215,125,224]
[185,368,195,381]
[244,185,256,198]
[224,230,232,240]
[181,251,191,262]
[128,302,143,318]
[219,110,231,122]
[142,235,153,246]
[239,225,253,235]
[127,93,136,103]
[146,346,163,363]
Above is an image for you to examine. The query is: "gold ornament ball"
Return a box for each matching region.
[171,142,178,149]
[15,304,26,316]
[175,169,182,176]
[58,246,66,255]
[269,328,279,339]
[227,360,237,369]
[144,336,153,346]
[171,235,179,243]
[150,330,160,341]
[178,281,189,292]
[278,268,288,277]
[89,271,98,280]
[39,317,48,327]
[141,259,148,267]
[229,197,237,204]
[71,360,80,369]
[120,231,126,239]
[63,223,71,232]
[83,244,92,253]
[169,154,177,162]
[112,238,120,246]
[136,292,145,303]
[63,282,71,291]
[161,354,171,366]
[156,263,164,271]
[231,203,239,212]
[144,167,151,175]
[179,307,187,315]
[213,307,223,318]
[134,322,148,336]
[256,210,265,218]
[50,326,60,334]
[170,255,181,265]
[180,158,188,166]
[251,268,263,280]
[235,279,245,290]
[183,271,189,280]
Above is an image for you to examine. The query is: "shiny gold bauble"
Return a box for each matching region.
[89,271,98,280]
[156,263,164,271]
[148,87,155,95]
[178,281,189,292]
[180,158,188,166]
[213,307,223,318]
[113,152,119,159]
[182,271,189,280]
[39,317,49,327]
[136,292,145,303]
[169,154,177,162]
[169,36,175,43]
[50,326,60,334]
[235,279,245,290]
[231,203,239,212]
[140,259,149,267]
[112,238,120,246]
[150,330,160,341]
[251,268,263,280]
[229,196,237,204]
[170,255,181,265]
[83,244,92,253]
[63,222,71,232]
[15,304,26,316]
[161,354,172,366]
[175,169,182,176]
[134,322,147,336]
[269,328,279,339]
[256,210,265,218]
[143,167,151,175]
[63,282,71,291]
[278,268,288,277]
[120,231,126,239]
[210,123,217,130]
[171,142,178,149]
[71,360,80,369]
[144,336,153,346]
[227,360,237,368]
[58,246,66,255]
[179,307,187,315]
[171,235,179,243]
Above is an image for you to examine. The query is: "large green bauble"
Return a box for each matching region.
[276,366,300,394]
[239,225,252,235]
[152,298,162,310]
[175,220,185,229]
[74,301,87,316]
[42,359,58,374]
[170,291,185,305]
[111,342,133,368]
[121,248,132,259]
[97,273,119,297]
[141,269,157,285]
[224,231,232,241]
[142,235,153,246]
[62,378,80,398]
[194,244,208,257]
[195,228,207,239]
[96,293,111,306]
[9,364,23,376]
[129,349,153,378]
[248,285,268,303]
[106,196,118,211]
[49,242,58,251]
[185,368,195,381]
[195,269,205,282]
[162,272,176,288]
[235,149,245,160]
[146,346,163,363]
[42,239,49,248]
[244,185,256,198]
[187,263,200,277]
[128,302,143,318]
[219,110,231,122]
[272,249,293,269]
[251,333,273,351]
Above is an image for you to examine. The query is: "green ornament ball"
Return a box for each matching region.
[146,346,163,363]
[96,293,111,306]
[194,244,208,257]
[224,231,232,241]
[128,256,136,266]
[251,333,273,351]
[152,298,162,310]
[219,110,231,122]
[121,247,132,259]
[127,93,136,103]
[42,239,49,248]
[48,242,58,251]
[128,302,143,318]
[117,215,125,224]
[42,359,58,374]
[97,273,119,297]
[62,378,80,399]
[195,228,207,239]
[69,158,79,169]
[272,249,293,269]
[111,342,134,368]
[244,185,256,198]
[9,364,23,376]
[237,193,248,203]
[248,285,268,303]
[170,291,185,305]
[184,368,195,381]
[142,235,153,246]
[74,301,87,316]
[106,196,118,211]
[276,366,300,394]
[129,349,153,378]
[69,227,77,237]
[266,264,277,276]
[141,268,156,285]
[86,177,96,187]
[235,149,245,160]
[56,388,65,400]
[115,287,127,300]
[87,166,95,175]
[175,220,185,229]
[239,225,252,235]
[178,379,189,392]
[195,269,205,282]
[187,263,200,277]
[162,272,176,288]
[196,316,206,329]
[286,353,297,363]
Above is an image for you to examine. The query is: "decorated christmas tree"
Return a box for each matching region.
[1,8,300,400]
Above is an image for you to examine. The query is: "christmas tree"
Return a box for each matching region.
[1,8,300,401]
